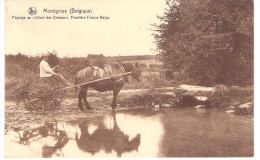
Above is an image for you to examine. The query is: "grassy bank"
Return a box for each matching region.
[120,85,254,115]
[210,85,253,115]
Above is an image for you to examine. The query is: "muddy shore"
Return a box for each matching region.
[5,85,253,133]
[5,89,150,133]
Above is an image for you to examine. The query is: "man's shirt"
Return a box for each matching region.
[39,60,55,77]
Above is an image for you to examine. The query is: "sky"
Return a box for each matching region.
[5,0,166,57]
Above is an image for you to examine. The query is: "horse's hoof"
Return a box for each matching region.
[111,105,116,110]
[111,103,120,108]
[86,107,93,110]
[112,108,116,112]
[77,109,83,112]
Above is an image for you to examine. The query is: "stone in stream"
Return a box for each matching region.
[181,95,210,107]
[195,96,208,101]
[237,102,253,114]
[226,110,235,114]
[178,84,215,92]
[193,105,206,109]
[225,105,236,113]
[154,104,160,111]
[225,102,254,115]
[238,102,253,109]
[225,106,236,114]
[162,103,171,108]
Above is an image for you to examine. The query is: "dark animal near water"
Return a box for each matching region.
[74,62,140,111]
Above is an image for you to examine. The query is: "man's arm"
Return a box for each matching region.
[41,61,56,75]
[52,65,58,70]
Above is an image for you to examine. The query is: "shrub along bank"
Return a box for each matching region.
[210,85,253,115]
[121,85,253,115]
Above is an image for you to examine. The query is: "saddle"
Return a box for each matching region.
[92,65,112,79]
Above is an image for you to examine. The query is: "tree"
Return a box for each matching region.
[154,0,253,86]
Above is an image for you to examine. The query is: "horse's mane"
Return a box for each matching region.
[110,62,134,72]
[122,63,134,72]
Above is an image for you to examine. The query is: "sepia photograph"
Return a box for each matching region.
[1,0,257,158]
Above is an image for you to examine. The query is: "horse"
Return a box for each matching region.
[74,62,141,111]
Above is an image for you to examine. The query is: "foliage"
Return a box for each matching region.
[87,54,105,59]
[210,85,253,108]
[154,0,253,86]
[46,51,60,67]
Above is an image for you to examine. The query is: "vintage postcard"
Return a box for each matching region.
[2,0,256,158]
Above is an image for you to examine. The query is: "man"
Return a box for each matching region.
[40,56,72,86]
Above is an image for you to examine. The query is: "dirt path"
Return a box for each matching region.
[4,88,154,133]
[5,98,110,133]
[5,87,178,133]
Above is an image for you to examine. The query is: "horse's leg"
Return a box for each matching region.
[82,87,92,110]
[78,89,84,111]
[111,84,123,110]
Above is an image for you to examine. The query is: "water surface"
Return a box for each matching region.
[5,107,253,157]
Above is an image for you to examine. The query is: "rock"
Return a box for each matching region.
[179,84,215,92]
[195,96,208,101]
[226,106,236,111]
[154,105,160,110]
[226,110,235,114]
[165,92,177,96]
[154,104,160,108]
[194,105,206,108]
[162,103,171,108]
[236,102,253,115]
[238,102,253,109]
[225,102,254,115]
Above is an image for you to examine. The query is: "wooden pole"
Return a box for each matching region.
[56,72,132,91]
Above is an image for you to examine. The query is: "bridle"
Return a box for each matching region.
[131,63,139,80]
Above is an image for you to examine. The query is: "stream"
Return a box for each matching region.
[4,107,253,158]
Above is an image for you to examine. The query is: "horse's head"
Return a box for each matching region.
[121,62,141,82]
[131,62,141,82]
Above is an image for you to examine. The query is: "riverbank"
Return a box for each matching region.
[4,84,253,133]
[121,84,254,115]
[210,85,253,115]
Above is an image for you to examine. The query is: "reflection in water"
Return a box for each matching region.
[13,123,69,158]
[5,112,150,158]
[41,124,69,158]
[4,107,253,157]
[4,123,69,158]
[76,113,141,157]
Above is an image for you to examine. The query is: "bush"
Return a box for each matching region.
[210,85,253,108]
[149,63,162,69]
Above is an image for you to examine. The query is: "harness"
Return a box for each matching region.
[89,62,130,92]
[109,63,127,91]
